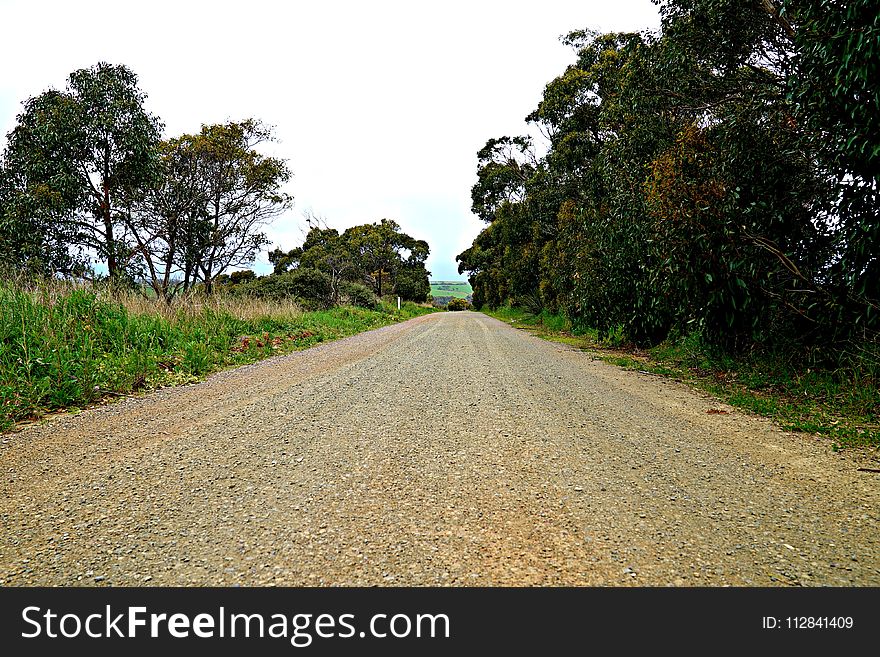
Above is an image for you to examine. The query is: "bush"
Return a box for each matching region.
[339,281,378,309]
[237,268,333,309]
[229,269,257,285]
[447,298,471,311]
[393,267,431,302]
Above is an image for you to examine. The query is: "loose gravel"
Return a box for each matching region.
[1,311,877,586]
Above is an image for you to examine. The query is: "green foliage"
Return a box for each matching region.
[229,269,257,285]
[458,0,878,362]
[376,299,432,320]
[785,0,880,311]
[170,120,292,294]
[290,224,356,302]
[272,218,431,303]
[469,137,535,222]
[0,162,80,275]
[232,216,433,311]
[446,298,470,311]
[0,64,291,294]
[338,281,379,309]
[343,218,431,299]
[786,0,879,178]
[393,267,431,303]
[214,269,257,289]
[2,62,162,279]
[236,268,334,309]
[122,121,292,302]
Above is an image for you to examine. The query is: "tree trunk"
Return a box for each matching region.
[102,182,117,279]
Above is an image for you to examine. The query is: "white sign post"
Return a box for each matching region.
[397,296,401,310]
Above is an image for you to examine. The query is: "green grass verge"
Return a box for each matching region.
[0,283,434,431]
[485,306,879,450]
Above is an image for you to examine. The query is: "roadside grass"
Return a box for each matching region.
[0,280,433,431]
[485,306,880,450]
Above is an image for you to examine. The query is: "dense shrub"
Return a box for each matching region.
[457,4,880,361]
[393,267,431,302]
[447,298,470,311]
[339,281,378,309]
[237,268,333,309]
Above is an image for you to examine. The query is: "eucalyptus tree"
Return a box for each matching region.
[343,219,428,298]
[458,0,853,351]
[123,135,210,303]
[296,226,354,303]
[129,120,293,297]
[188,120,292,294]
[271,218,431,302]
[785,0,880,327]
[3,62,162,280]
[0,160,80,275]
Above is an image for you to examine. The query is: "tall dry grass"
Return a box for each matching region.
[7,275,306,323]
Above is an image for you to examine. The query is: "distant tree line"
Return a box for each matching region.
[249,216,431,308]
[457,0,878,360]
[0,62,291,301]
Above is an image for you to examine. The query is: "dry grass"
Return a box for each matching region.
[119,291,305,323]
[7,276,305,323]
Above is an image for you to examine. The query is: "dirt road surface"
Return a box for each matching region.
[1,311,877,586]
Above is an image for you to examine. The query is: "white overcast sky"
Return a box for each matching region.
[0,0,659,280]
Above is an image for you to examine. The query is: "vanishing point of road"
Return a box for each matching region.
[1,312,877,585]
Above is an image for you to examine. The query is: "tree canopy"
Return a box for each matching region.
[121,120,291,301]
[1,64,294,297]
[270,218,431,303]
[458,0,878,358]
[2,62,162,279]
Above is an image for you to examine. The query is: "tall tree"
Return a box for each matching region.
[458,0,858,352]
[393,235,431,302]
[123,135,209,303]
[127,120,293,296]
[344,219,420,297]
[2,62,162,280]
[786,0,880,319]
[0,161,80,275]
[188,120,292,294]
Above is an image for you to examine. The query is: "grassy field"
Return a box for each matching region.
[0,280,434,431]
[486,306,880,450]
[430,281,472,299]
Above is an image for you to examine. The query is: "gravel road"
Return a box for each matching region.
[1,311,878,586]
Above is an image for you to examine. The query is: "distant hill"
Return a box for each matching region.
[430,281,472,300]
